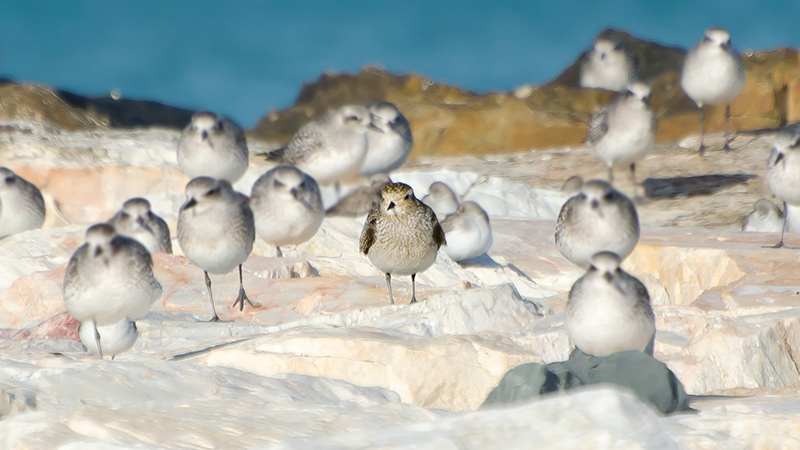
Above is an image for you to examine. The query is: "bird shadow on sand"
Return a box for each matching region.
[642,173,756,199]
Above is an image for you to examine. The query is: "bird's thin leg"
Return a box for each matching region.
[204,271,220,322]
[410,273,418,304]
[764,202,799,249]
[698,107,706,155]
[232,264,255,311]
[631,163,643,203]
[723,104,733,151]
[608,166,614,184]
[276,246,283,258]
[385,273,394,305]
[91,319,103,360]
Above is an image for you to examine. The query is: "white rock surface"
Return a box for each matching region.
[3,124,800,447]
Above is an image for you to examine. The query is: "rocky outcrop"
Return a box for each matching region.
[250,29,800,158]
[1,30,797,160]
[0,79,195,130]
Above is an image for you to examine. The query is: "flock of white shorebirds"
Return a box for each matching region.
[0,27,796,366]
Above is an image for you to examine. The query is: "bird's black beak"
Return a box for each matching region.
[368,122,385,133]
[604,272,613,282]
[591,199,600,209]
[201,130,209,140]
[387,201,395,210]
[290,188,299,200]
[182,198,197,211]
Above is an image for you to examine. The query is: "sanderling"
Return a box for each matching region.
[79,318,138,359]
[360,102,413,177]
[0,167,45,239]
[566,251,655,357]
[765,129,800,248]
[742,198,784,233]
[177,111,250,182]
[586,81,657,191]
[555,179,640,268]
[108,197,172,254]
[421,182,459,219]
[681,27,746,153]
[263,105,376,186]
[63,223,161,358]
[360,182,446,304]
[440,201,492,262]
[579,37,638,93]
[250,165,323,257]
[326,173,392,218]
[177,177,255,320]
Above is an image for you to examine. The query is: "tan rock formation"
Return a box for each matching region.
[250,30,800,158]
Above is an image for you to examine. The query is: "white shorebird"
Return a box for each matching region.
[360,182,446,304]
[250,165,324,257]
[360,102,413,176]
[177,177,256,320]
[421,182,459,219]
[108,197,172,254]
[440,201,492,262]
[264,105,377,187]
[555,179,640,268]
[326,173,392,218]
[681,27,746,153]
[63,223,162,358]
[586,81,657,189]
[765,129,800,248]
[579,37,638,93]
[79,318,138,359]
[742,198,784,233]
[0,167,45,239]
[566,251,655,357]
[177,111,250,183]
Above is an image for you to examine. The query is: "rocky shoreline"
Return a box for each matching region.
[2,29,800,448]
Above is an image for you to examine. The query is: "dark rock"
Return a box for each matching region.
[0,79,196,130]
[481,350,692,415]
[55,89,196,129]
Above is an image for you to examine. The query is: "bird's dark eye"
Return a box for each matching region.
[614,43,623,51]
[404,194,411,200]
[703,36,712,43]
[603,191,615,201]
[347,115,358,121]
[298,181,305,190]
[206,187,221,196]
[214,120,224,130]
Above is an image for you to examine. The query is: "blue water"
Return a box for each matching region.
[1,1,799,128]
